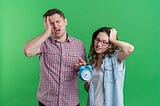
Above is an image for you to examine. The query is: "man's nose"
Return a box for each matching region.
[53,23,58,28]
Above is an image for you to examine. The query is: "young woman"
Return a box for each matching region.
[77,27,134,106]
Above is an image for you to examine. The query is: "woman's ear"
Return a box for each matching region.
[108,43,112,48]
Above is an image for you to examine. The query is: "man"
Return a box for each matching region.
[24,8,86,106]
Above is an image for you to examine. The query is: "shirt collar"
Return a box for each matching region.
[51,34,71,43]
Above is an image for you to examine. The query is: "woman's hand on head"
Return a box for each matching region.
[109,28,117,42]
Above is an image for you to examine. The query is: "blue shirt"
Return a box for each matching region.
[88,51,125,106]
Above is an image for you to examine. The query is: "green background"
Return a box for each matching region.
[0,0,160,106]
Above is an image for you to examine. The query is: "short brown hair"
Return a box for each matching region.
[43,8,65,19]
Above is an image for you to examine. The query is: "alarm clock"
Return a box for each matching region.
[78,65,94,81]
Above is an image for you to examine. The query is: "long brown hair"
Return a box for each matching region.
[88,27,119,64]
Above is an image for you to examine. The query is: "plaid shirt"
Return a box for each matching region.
[37,36,86,106]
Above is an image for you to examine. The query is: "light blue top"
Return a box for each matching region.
[88,51,125,106]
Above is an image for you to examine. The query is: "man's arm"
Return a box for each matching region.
[24,17,51,56]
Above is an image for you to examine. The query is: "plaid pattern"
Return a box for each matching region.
[37,36,86,106]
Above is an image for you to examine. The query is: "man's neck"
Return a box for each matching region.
[52,33,67,42]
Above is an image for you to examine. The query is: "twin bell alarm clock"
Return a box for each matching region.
[78,64,94,81]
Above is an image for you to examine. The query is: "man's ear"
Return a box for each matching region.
[64,18,68,26]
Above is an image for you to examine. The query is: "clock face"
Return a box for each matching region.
[81,70,92,81]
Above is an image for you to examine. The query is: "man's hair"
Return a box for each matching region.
[43,8,65,19]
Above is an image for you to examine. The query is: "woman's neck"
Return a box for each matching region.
[94,54,104,71]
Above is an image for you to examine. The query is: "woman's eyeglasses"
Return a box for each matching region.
[94,38,110,46]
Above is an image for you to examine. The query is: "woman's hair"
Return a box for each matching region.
[88,27,119,64]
